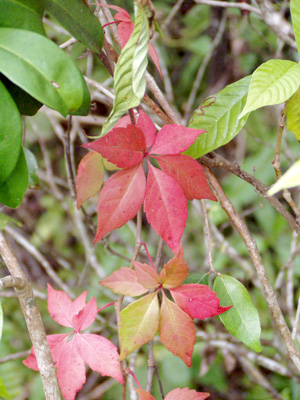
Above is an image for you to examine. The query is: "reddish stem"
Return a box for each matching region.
[141,241,155,270]
[102,21,118,29]
[126,368,143,389]
[97,302,115,313]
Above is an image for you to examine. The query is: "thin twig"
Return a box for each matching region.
[203,166,300,373]
[194,0,261,15]
[0,231,61,399]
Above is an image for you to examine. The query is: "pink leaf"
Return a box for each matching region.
[100,4,131,23]
[135,388,156,400]
[71,297,98,332]
[75,333,124,383]
[69,291,87,317]
[99,267,148,296]
[136,110,156,149]
[155,155,217,201]
[133,261,160,289]
[149,126,205,155]
[165,388,210,400]
[148,43,162,76]
[76,151,104,209]
[144,163,187,253]
[47,284,73,328]
[56,338,86,400]
[83,125,145,169]
[118,21,135,48]
[170,284,232,320]
[94,163,146,242]
[160,245,189,289]
[159,296,196,367]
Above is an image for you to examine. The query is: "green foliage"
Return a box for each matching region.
[0,375,11,400]
[286,88,300,139]
[290,0,300,54]
[101,1,149,135]
[213,275,262,352]
[268,159,300,195]
[45,0,103,53]
[186,76,251,158]
[240,60,300,117]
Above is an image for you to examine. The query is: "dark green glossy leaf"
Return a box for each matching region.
[45,0,103,53]
[0,28,90,117]
[213,275,261,352]
[0,212,22,230]
[0,0,46,36]
[0,148,28,208]
[0,80,22,184]
[0,74,42,116]
[102,2,149,135]
[186,76,251,158]
[24,148,39,189]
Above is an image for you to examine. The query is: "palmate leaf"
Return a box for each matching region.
[291,0,300,54]
[120,292,159,359]
[45,0,103,53]
[268,159,300,195]
[0,80,22,184]
[160,245,189,289]
[100,267,148,296]
[101,2,149,135]
[186,76,251,158]
[135,388,210,400]
[0,28,90,117]
[159,296,196,367]
[213,275,261,352]
[240,60,300,118]
[286,87,300,140]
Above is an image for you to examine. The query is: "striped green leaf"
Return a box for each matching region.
[240,60,300,118]
[101,1,149,135]
[186,76,251,158]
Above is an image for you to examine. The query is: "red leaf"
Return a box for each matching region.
[155,155,217,201]
[160,245,189,289]
[99,267,148,296]
[75,333,124,383]
[94,163,146,242]
[71,297,98,332]
[83,125,145,168]
[159,296,196,367]
[100,4,131,23]
[118,21,135,48]
[56,338,86,400]
[148,43,162,76]
[165,388,210,400]
[170,284,232,320]
[136,110,156,149]
[47,284,73,328]
[135,388,156,400]
[76,151,104,209]
[133,261,160,289]
[149,126,205,155]
[144,163,187,253]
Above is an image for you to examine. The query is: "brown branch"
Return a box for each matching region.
[203,167,300,373]
[0,231,61,399]
[200,153,300,234]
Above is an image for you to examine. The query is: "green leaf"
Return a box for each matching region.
[240,60,300,118]
[183,273,209,286]
[0,0,46,36]
[0,28,90,117]
[0,148,28,208]
[101,2,149,135]
[213,275,261,352]
[0,375,11,399]
[24,148,39,190]
[0,80,22,184]
[291,0,300,55]
[120,292,159,359]
[0,73,42,116]
[186,76,251,158]
[0,212,22,230]
[0,301,2,341]
[268,159,300,196]
[286,87,300,140]
[45,0,103,53]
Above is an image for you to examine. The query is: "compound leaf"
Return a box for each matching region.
[100,267,148,296]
